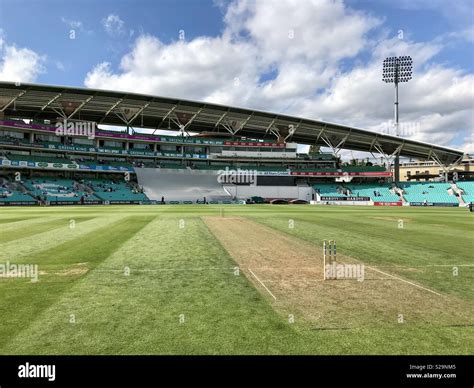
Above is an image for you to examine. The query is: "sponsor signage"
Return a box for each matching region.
[49,200,103,206]
[0,201,37,206]
[0,138,211,159]
[0,120,225,146]
[374,201,402,206]
[292,171,391,177]
[0,159,134,172]
[223,141,284,148]
[320,196,371,201]
[108,200,141,204]
[410,202,458,207]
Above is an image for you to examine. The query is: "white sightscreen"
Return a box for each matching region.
[135,168,232,202]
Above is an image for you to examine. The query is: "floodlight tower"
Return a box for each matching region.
[382,56,413,183]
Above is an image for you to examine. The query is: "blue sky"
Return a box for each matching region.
[0,0,472,154]
[1,0,226,86]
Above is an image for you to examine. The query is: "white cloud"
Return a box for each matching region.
[85,0,473,157]
[86,34,260,103]
[61,17,84,30]
[56,61,65,72]
[102,14,126,37]
[226,0,381,64]
[0,34,46,83]
[449,27,474,43]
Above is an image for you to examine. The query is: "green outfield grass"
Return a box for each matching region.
[0,205,472,354]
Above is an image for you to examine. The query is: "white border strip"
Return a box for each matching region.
[248,268,277,300]
[367,266,443,296]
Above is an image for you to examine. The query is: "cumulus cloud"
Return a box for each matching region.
[86,34,261,103]
[85,0,473,155]
[0,33,46,83]
[102,14,126,37]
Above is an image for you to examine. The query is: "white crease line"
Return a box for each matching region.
[367,266,443,296]
[369,264,474,268]
[260,278,394,283]
[248,268,277,300]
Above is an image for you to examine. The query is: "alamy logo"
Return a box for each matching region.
[325,262,365,282]
[0,261,38,282]
[18,362,55,382]
[217,167,257,186]
[55,119,96,139]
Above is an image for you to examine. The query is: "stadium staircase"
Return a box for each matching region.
[82,178,149,202]
[312,183,401,202]
[23,178,100,202]
[0,177,36,203]
[313,183,347,198]
[398,182,459,204]
[455,181,474,204]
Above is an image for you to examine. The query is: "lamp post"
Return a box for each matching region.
[382,56,413,183]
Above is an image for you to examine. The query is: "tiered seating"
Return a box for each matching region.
[23,178,98,202]
[346,184,400,202]
[0,178,35,203]
[400,182,458,204]
[456,181,474,203]
[313,183,347,197]
[84,179,149,202]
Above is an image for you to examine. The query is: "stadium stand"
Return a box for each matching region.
[400,182,458,204]
[313,183,347,197]
[0,177,36,203]
[0,82,466,205]
[313,183,401,202]
[347,184,400,202]
[83,178,148,202]
[456,181,474,203]
[23,177,99,202]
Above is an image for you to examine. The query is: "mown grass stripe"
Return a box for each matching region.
[1,217,301,355]
[0,215,126,261]
[0,217,95,244]
[0,215,155,351]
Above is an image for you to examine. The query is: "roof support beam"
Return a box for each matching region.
[265,118,277,135]
[315,125,327,144]
[100,99,123,123]
[372,142,403,174]
[284,120,301,141]
[40,93,62,111]
[221,113,253,136]
[127,102,150,125]
[320,133,350,156]
[0,90,26,112]
[67,95,94,119]
[214,109,230,128]
[155,105,177,132]
[100,98,123,124]
[172,107,204,137]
